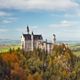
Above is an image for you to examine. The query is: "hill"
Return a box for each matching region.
[0,44,80,80]
[0,39,21,52]
[0,39,20,45]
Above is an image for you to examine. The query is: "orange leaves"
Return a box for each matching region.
[11,62,26,80]
[33,72,42,80]
[27,74,34,80]
[27,73,42,80]
[1,53,27,79]
[2,53,19,63]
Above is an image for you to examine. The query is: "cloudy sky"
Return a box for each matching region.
[0,0,80,41]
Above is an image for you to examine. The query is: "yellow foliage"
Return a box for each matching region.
[62,70,68,77]
[33,72,42,80]
[27,74,34,80]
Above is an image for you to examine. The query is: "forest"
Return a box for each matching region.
[0,44,80,80]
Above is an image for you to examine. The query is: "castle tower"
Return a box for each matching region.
[27,25,29,34]
[31,31,34,51]
[46,39,47,53]
[53,34,56,44]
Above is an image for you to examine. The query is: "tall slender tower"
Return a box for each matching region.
[53,34,56,44]
[31,31,34,51]
[27,25,29,34]
[46,39,47,53]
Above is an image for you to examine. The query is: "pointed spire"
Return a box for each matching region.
[31,31,34,51]
[46,39,47,43]
[32,31,34,35]
[27,25,29,34]
[53,34,55,37]
[46,39,47,53]
[53,34,56,43]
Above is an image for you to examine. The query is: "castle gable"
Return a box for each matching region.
[33,35,43,40]
[23,34,43,40]
[23,34,31,40]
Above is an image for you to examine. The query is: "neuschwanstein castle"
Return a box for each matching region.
[21,26,56,53]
